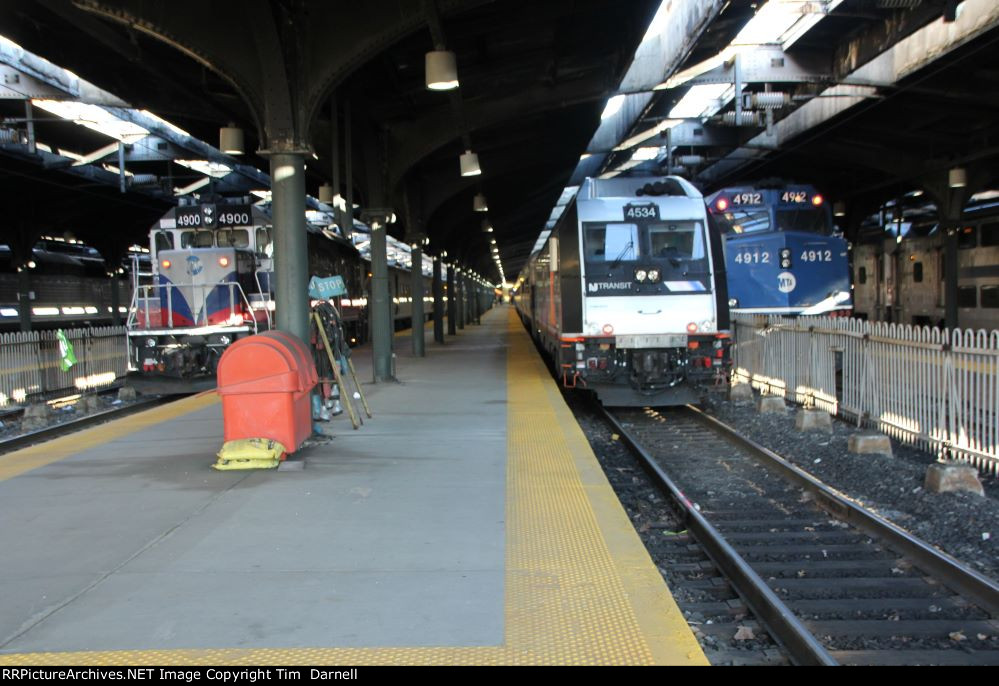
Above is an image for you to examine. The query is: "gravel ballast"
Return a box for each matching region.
[704,392,999,581]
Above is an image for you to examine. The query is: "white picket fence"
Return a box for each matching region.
[0,327,128,407]
[731,314,999,475]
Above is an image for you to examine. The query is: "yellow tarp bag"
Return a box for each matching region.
[213,438,286,471]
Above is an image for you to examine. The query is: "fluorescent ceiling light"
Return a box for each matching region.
[668,83,731,119]
[31,99,149,142]
[601,94,626,120]
[175,159,232,178]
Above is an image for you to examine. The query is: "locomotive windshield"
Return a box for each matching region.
[713,210,771,234]
[776,207,831,234]
[584,221,704,262]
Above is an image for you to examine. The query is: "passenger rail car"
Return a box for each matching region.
[705,184,851,316]
[852,204,999,331]
[0,239,131,331]
[514,176,731,407]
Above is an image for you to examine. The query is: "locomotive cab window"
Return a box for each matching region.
[181,230,214,248]
[154,231,174,252]
[650,221,705,259]
[913,262,923,283]
[715,210,771,234]
[256,227,273,256]
[217,229,250,249]
[776,207,831,234]
[584,223,640,262]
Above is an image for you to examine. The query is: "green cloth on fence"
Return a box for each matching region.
[56,329,77,372]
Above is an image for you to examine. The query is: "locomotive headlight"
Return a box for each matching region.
[647,268,661,283]
[700,319,715,332]
[728,298,738,308]
[634,268,648,282]
[218,256,230,268]
[779,248,792,270]
[161,259,172,270]
[144,338,157,349]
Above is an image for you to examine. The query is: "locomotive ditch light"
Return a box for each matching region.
[161,259,172,269]
[218,256,230,268]
[715,198,729,212]
[686,322,698,333]
[781,260,791,268]
[811,194,824,206]
[634,268,648,282]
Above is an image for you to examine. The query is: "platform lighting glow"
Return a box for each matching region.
[175,159,232,178]
[31,99,150,142]
[601,94,626,120]
[425,50,459,91]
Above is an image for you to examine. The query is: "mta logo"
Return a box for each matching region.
[186,255,204,276]
[777,271,797,293]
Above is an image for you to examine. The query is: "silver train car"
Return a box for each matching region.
[514,176,731,406]
[852,206,999,331]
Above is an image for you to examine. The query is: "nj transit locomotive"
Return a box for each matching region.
[705,184,851,316]
[127,201,431,388]
[514,176,731,406]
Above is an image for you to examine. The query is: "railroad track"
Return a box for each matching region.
[0,394,172,455]
[599,404,999,666]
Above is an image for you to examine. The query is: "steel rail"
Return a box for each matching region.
[0,396,170,455]
[686,404,999,617]
[597,403,839,667]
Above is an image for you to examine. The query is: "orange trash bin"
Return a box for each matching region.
[216,331,318,455]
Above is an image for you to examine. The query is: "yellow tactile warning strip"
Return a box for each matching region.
[0,393,220,482]
[0,309,706,665]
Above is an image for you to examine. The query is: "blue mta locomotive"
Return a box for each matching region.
[705,184,851,316]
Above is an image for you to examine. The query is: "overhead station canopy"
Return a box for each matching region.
[530,0,999,260]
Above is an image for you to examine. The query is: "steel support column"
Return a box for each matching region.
[446,265,456,336]
[18,268,31,332]
[457,272,465,330]
[410,244,425,357]
[433,257,444,343]
[269,152,309,343]
[944,227,959,331]
[370,220,394,381]
[109,274,121,326]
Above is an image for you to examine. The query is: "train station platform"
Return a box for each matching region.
[0,307,705,666]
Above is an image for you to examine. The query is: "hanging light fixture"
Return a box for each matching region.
[833,201,846,217]
[949,167,967,188]
[425,50,459,91]
[318,183,334,204]
[481,219,493,233]
[460,150,481,177]
[219,124,244,155]
[473,193,488,212]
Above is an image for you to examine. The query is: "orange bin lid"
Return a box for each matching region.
[217,331,318,395]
